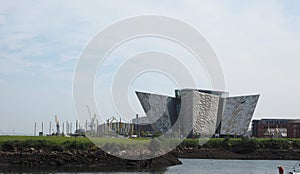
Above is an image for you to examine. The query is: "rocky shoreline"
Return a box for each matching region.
[0,149,181,170]
[171,148,300,160]
[0,147,300,172]
[1,147,299,170]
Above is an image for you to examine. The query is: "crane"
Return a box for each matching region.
[86,105,98,135]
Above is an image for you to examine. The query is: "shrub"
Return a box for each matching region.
[292,139,300,149]
[202,139,232,149]
[260,139,292,149]
[1,141,16,152]
[231,138,258,154]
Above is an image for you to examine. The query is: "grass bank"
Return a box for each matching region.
[1,136,300,152]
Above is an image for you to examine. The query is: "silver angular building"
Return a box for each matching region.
[136,89,259,137]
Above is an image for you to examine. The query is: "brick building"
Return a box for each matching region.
[287,119,300,138]
[251,119,292,138]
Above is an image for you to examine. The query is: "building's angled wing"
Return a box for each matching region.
[220,95,260,135]
[135,91,176,133]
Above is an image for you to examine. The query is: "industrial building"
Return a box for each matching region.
[96,117,132,136]
[136,89,260,138]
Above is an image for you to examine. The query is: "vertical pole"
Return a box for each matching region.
[136,114,139,136]
[62,123,64,135]
[34,122,36,136]
[41,122,44,136]
[56,122,60,135]
[96,120,99,136]
[49,121,51,135]
[85,120,88,136]
[66,121,69,134]
[119,118,122,133]
[70,122,72,134]
[76,120,78,130]
[129,120,132,138]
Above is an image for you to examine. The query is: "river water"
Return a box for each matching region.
[2,159,299,174]
[168,159,299,174]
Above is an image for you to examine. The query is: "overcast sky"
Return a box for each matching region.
[0,1,300,135]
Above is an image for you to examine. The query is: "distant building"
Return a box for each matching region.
[96,116,154,137]
[251,119,300,138]
[132,116,154,134]
[136,89,260,138]
[97,121,132,136]
[287,119,300,138]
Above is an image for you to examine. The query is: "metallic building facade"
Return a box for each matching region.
[220,95,260,135]
[136,89,260,137]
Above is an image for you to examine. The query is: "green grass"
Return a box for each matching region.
[182,138,300,151]
[0,136,90,143]
[0,136,300,152]
[0,136,155,152]
[0,136,92,151]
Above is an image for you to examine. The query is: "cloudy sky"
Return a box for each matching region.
[0,1,299,135]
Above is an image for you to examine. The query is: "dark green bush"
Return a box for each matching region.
[259,139,292,149]
[231,138,258,154]
[1,141,16,151]
[292,139,300,149]
[180,139,199,148]
[202,139,232,149]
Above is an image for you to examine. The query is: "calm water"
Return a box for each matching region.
[168,159,299,174]
[1,159,299,174]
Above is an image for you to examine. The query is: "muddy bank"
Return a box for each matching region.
[171,148,300,160]
[0,149,181,169]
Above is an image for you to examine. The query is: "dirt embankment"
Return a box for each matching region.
[2,147,299,170]
[1,137,300,171]
[0,148,181,169]
[171,148,300,160]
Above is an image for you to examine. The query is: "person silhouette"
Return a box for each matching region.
[278,166,284,174]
